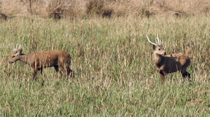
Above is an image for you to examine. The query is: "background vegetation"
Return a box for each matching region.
[1,0,210,19]
[0,0,210,116]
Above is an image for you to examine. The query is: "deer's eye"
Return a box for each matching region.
[12,56,15,58]
[158,49,161,50]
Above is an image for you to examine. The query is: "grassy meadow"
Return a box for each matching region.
[0,15,210,116]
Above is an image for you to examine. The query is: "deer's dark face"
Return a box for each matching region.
[153,45,166,56]
[9,49,22,64]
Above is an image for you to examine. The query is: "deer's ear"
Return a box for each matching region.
[19,49,22,53]
[153,45,156,50]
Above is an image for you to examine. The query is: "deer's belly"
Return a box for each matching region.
[37,61,58,68]
[164,64,181,73]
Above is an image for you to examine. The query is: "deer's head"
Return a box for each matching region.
[146,35,166,56]
[9,45,22,64]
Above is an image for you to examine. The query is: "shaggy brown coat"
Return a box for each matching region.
[147,35,191,82]
[9,47,74,79]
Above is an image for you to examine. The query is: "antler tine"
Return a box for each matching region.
[155,39,157,44]
[156,34,160,44]
[13,44,21,51]
[18,45,21,49]
[13,44,17,51]
[156,34,162,45]
[146,35,157,46]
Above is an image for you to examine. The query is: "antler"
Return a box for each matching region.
[146,35,157,46]
[13,44,21,51]
[146,35,162,46]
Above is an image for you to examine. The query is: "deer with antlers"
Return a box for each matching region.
[146,35,191,82]
[9,45,74,79]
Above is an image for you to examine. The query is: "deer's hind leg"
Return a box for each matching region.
[180,67,191,82]
[33,68,38,80]
[181,59,191,80]
[181,66,190,78]
[59,58,74,78]
[64,63,74,78]
[181,71,191,78]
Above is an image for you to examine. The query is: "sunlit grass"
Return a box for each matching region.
[0,16,209,116]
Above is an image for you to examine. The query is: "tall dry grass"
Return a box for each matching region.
[0,0,210,116]
[1,0,210,19]
[0,16,209,116]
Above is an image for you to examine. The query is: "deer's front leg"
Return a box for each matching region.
[157,65,166,82]
[159,70,166,83]
[33,68,38,80]
[31,61,38,80]
[40,68,43,74]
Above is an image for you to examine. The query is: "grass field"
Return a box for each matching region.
[0,15,210,116]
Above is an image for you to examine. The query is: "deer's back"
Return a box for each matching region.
[33,50,71,68]
[163,53,190,73]
[165,53,190,65]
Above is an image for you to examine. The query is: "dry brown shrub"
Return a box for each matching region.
[86,0,114,18]
[86,0,104,15]
[0,0,210,18]
[0,0,29,17]
[64,1,86,19]
[86,0,111,17]
[147,0,210,17]
[45,0,86,19]
[0,13,7,20]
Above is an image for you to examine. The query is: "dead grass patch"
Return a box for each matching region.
[0,0,210,18]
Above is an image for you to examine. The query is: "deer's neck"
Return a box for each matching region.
[153,54,165,67]
[20,54,34,65]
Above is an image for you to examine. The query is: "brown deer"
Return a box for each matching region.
[9,45,74,79]
[146,35,191,82]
